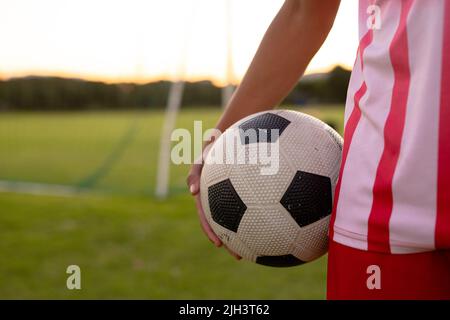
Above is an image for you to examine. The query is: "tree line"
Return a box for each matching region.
[0,66,350,111]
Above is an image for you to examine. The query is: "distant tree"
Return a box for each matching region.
[325,66,351,103]
[284,65,351,105]
[0,66,351,111]
[182,81,221,107]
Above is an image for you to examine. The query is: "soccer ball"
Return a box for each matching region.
[200,110,343,267]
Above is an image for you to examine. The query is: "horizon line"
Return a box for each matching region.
[0,64,352,87]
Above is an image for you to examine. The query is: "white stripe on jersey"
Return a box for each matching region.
[334,0,402,251]
[389,0,445,253]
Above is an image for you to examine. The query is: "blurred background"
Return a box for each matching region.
[0,0,357,298]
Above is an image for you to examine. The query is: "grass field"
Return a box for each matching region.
[0,106,344,299]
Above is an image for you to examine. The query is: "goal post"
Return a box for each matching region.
[222,0,235,108]
[155,81,185,198]
[155,0,235,198]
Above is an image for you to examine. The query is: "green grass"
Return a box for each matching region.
[0,105,344,299]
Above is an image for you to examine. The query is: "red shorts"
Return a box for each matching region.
[327,240,450,300]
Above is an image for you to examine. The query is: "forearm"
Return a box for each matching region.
[214,0,340,133]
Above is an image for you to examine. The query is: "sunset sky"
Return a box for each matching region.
[0,0,358,86]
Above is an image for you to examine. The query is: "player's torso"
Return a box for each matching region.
[331,0,450,254]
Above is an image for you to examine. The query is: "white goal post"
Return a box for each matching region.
[155,0,235,198]
[155,81,185,198]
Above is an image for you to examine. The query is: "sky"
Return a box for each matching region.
[0,0,358,86]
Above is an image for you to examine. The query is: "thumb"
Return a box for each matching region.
[189,181,199,195]
[187,163,202,195]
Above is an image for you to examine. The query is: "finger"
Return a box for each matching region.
[224,245,242,260]
[195,195,222,247]
[187,164,202,195]
[187,174,199,195]
[189,181,199,195]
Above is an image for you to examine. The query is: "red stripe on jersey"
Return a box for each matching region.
[329,30,373,241]
[367,0,414,253]
[436,0,450,249]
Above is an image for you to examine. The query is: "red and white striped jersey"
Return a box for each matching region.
[330,0,450,254]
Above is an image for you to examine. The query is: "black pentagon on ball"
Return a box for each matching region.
[280,171,332,227]
[238,112,290,145]
[208,179,247,232]
[256,254,305,267]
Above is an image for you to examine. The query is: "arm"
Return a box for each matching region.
[215,0,341,132]
[188,0,341,254]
